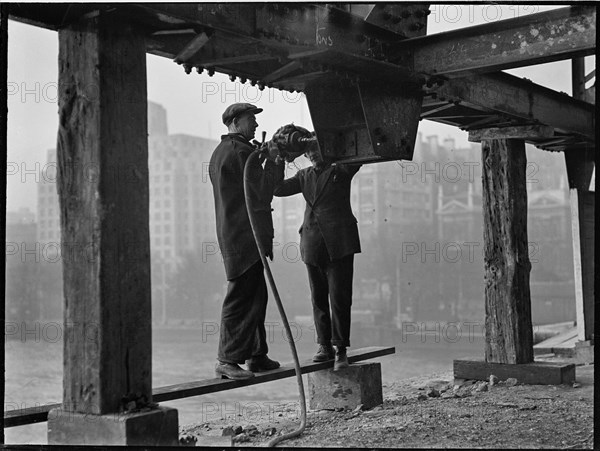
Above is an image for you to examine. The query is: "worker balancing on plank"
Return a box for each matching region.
[209,103,283,380]
[209,103,359,378]
[272,124,362,372]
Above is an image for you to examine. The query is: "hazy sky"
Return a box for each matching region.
[6,3,590,213]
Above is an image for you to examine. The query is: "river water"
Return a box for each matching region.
[5,322,484,444]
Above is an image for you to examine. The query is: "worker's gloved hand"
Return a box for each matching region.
[256,140,281,163]
[265,140,281,162]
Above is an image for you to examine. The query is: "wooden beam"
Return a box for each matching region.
[57,12,152,415]
[569,189,595,341]
[564,58,594,342]
[468,125,554,142]
[432,72,595,139]
[5,346,395,427]
[153,346,395,402]
[404,5,596,76]
[481,138,533,364]
[564,143,595,342]
[454,360,575,385]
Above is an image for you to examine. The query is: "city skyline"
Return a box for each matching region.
[7,110,575,327]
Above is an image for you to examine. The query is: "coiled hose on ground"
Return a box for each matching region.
[243,149,307,447]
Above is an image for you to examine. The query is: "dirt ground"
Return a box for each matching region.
[179,356,594,449]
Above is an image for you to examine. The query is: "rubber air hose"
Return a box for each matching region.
[243,149,307,447]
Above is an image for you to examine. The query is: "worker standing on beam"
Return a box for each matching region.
[274,133,362,371]
[209,103,282,380]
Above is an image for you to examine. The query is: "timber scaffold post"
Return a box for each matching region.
[3,3,595,445]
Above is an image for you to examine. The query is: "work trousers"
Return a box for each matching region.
[306,253,354,348]
[217,261,269,364]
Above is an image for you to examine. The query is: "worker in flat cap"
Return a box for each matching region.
[209,103,283,380]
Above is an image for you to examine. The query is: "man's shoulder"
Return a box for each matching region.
[212,135,253,160]
[222,134,253,150]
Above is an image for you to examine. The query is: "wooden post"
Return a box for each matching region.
[481,138,533,364]
[56,11,152,415]
[49,11,178,445]
[456,125,578,383]
[565,145,594,344]
[568,186,594,342]
[566,57,595,344]
[1,3,9,444]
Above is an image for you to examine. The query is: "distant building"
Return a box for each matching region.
[6,207,40,322]
[434,142,575,325]
[37,149,60,245]
[148,132,218,271]
[7,207,36,237]
[34,102,221,323]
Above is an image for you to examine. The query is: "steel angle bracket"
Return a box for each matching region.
[359,81,422,161]
[304,83,368,162]
[304,81,422,163]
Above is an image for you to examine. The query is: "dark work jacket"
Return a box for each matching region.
[274,163,361,266]
[210,134,282,280]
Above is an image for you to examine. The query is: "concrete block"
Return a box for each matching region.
[48,406,178,446]
[308,362,383,410]
[574,341,594,364]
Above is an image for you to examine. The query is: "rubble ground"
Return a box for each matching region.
[179,358,594,449]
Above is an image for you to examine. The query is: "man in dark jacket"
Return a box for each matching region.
[209,103,282,380]
[274,144,361,370]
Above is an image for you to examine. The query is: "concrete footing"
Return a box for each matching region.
[454,359,576,385]
[574,340,594,364]
[308,362,383,410]
[47,406,178,446]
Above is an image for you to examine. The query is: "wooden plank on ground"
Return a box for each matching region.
[5,346,395,428]
[534,328,578,349]
[454,359,575,385]
[153,346,395,402]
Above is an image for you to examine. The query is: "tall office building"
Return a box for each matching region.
[35,102,221,322]
[6,208,39,321]
[37,149,60,245]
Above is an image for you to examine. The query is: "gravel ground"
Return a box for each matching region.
[179,357,594,449]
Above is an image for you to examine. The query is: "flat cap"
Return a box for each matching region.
[222,103,263,126]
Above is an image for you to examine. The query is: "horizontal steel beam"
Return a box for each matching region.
[10,4,596,78]
[429,72,595,139]
[404,5,596,76]
[7,3,596,143]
